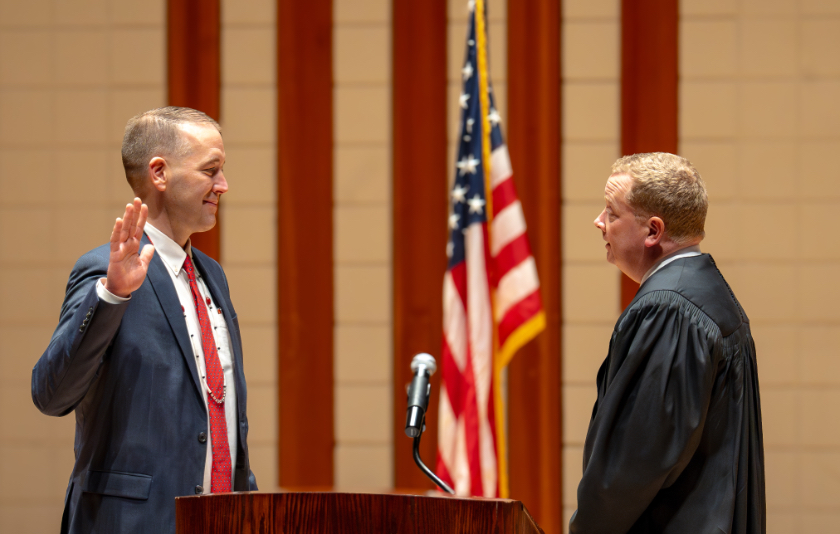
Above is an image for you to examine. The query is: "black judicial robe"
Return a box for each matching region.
[570,254,765,534]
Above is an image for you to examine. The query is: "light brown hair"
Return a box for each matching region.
[611,152,708,244]
[121,106,221,192]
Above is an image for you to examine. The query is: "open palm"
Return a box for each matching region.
[105,198,155,298]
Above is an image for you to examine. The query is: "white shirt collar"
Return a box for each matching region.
[144,223,192,276]
[640,245,702,286]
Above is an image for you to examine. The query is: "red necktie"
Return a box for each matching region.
[184,255,232,493]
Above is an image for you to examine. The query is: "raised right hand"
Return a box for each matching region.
[103,198,155,298]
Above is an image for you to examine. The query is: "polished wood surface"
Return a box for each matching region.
[277,0,335,486]
[176,492,545,534]
[391,0,448,490]
[506,1,563,532]
[620,0,679,309]
[167,0,222,260]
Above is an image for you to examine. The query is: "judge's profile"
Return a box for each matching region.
[31,107,258,533]
[570,153,765,534]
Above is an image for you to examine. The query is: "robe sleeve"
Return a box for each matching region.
[570,292,718,534]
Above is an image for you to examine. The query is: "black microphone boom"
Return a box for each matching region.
[403,353,455,495]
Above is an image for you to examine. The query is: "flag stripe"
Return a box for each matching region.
[490,200,527,257]
[498,290,543,347]
[492,176,519,217]
[495,256,541,321]
[490,145,513,188]
[494,233,534,282]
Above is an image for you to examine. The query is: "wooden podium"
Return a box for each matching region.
[176,491,544,534]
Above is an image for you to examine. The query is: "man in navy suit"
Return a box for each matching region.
[32,107,257,533]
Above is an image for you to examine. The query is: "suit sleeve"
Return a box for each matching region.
[570,294,718,534]
[31,250,129,416]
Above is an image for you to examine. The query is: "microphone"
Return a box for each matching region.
[404,353,437,438]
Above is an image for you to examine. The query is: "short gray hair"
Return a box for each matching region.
[121,106,221,191]
[611,152,708,244]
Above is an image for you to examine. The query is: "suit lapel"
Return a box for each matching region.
[143,235,204,398]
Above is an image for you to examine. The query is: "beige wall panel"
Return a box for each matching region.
[764,450,798,507]
[798,204,840,260]
[335,0,389,24]
[800,140,840,198]
[563,82,620,141]
[563,203,611,262]
[222,147,275,204]
[334,206,390,264]
[741,0,797,16]
[238,325,277,387]
[335,325,391,383]
[751,324,797,386]
[725,264,798,322]
[335,146,390,203]
[221,206,275,264]
[701,202,742,261]
[680,21,737,78]
[0,89,53,145]
[562,445,584,507]
[801,390,840,446]
[562,142,620,201]
[55,0,107,25]
[800,326,840,384]
[564,0,620,19]
[738,82,797,138]
[0,149,54,205]
[246,385,278,444]
[801,0,840,15]
[335,27,389,84]
[680,82,738,139]
[740,20,797,77]
[112,0,165,25]
[0,208,51,262]
[335,444,392,489]
[800,265,840,322]
[221,88,276,143]
[680,0,738,16]
[563,22,619,80]
[737,141,796,200]
[562,324,611,384]
[222,29,274,85]
[335,385,391,443]
[800,81,840,138]
[54,149,111,205]
[562,385,596,446]
[738,204,797,260]
[54,30,108,85]
[221,0,274,24]
[760,389,798,447]
[55,89,109,145]
[563,264,621,323]
[679,142,738,200]
[224,266,277,323]
[0,0,50,25]
[802,513,840,533]
[0,31,51,86]
[801,452,840,508]
[335,86,390,144]
[0,325,55,384]
[0,268,61,322]
[335,266,391,323]
[110,30,165,85]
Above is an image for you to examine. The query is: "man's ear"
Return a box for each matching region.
[149,157,167,192]
[645,216,665,248]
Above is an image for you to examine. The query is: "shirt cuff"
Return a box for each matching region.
[96,279,131,304]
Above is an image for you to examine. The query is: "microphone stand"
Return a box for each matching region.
[412,410,455,495]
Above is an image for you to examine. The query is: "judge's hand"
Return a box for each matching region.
[103,198,155,298]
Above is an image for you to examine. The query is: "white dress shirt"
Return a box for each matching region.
[96,223,238,492]
[639,245,703,286]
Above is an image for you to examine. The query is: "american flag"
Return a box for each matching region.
[435,0,545,499]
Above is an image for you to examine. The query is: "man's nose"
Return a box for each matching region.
[594,209,605,229]
[214,172,229,195]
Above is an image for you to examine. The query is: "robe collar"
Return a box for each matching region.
[640,245,702,286]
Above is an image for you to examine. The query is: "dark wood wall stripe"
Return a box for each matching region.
[277,0,334,487]
[392,0,449,491]
[167,0,222,261]
[620,0,679,309]
[507,1,562,533]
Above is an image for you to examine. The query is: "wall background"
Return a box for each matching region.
[0,0,838,532]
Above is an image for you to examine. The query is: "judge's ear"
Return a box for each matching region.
[149,157,167,192]
[645,216,665,248]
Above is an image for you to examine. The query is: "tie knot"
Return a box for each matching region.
[183,255,197,282]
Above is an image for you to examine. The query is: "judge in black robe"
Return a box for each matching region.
[571,153,765,534]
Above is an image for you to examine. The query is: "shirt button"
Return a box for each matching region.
[198,432,207,443]
[195,485,203,494]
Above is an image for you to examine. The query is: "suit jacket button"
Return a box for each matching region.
[195,485,203,494]
[198,432,207,443]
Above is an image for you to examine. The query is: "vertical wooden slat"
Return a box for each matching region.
[167,0,222,261]
[507,1,562,533]
[620,0,679,309]
[391,0,449,491]
[277,0,334,487]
